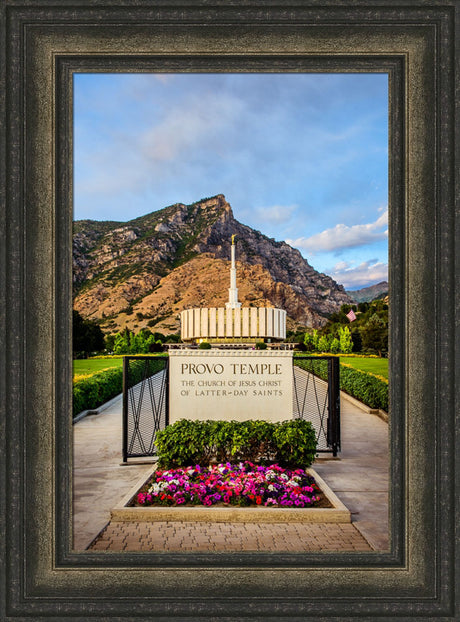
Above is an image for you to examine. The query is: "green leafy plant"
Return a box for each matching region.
[198,341,212,349]
[338,365,388,411]
[272,419,318,467]
[255,341,267,350]
[155,419,317,469]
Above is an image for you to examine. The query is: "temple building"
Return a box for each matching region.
[180,236,286,344]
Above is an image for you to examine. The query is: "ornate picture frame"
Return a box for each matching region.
[1,1,457,619]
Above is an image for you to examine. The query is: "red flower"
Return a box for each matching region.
[256,496,262,505]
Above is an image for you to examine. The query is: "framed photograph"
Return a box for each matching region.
[71,70,390,555]
[1,1,457,619]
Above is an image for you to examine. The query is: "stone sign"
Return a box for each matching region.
[169,350,293,423]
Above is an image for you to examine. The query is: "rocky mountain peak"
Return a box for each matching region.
[73,195,353,334]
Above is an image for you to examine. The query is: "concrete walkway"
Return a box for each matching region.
[312,398,389,550]
[73,400,153,550]
[73,394,389,552]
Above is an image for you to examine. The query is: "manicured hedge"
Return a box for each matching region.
[73,367,124,417]
[338,365,388,411]
[72,358,164,418]
[155,418,317,469]
[294,357,388,412]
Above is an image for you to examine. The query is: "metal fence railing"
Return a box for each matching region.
[122,356,169,462]
[293,356,340,456]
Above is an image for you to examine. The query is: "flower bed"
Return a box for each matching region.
[133,461,329,509]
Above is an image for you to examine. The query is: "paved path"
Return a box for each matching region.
[90,521,372,552]
[73,402,153,550]
[313,398,389,550]
[73,393,388,552]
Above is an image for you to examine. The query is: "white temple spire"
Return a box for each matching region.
[226,234,242,309]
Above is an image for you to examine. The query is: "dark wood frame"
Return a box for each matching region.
[1,1,458,619]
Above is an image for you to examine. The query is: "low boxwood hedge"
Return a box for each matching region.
[338,365,388,411]
[155,418,317,469]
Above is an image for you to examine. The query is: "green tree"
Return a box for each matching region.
[72,310,105,357]
[330,337,340,354]
[338,325,353,354]
[303,332,315,351]
[147,337,164,352]
[164,333,181,343]
[312,329,320,352]
[113,328,132,354]
[317,334,330,352]
[360,313,388,356]
[104,333,116,352]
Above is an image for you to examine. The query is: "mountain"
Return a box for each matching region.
[347,281,388,303]
[73,194,353,334]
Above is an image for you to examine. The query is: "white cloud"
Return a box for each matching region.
[286,210,388,253]
[253,204,298,225]
[140,92,245,163]
[328,259,388,289]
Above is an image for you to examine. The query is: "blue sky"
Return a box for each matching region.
[74,73,388,290]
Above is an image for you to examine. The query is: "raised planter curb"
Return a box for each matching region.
[73,392,122,423]
[110,468,351,524]
[340,391,388,422]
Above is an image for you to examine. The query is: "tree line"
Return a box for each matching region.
[73,311,179,357]
[290,300,388,357]
[73,299,388,358]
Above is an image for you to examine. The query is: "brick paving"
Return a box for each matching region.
[88,520,373,552]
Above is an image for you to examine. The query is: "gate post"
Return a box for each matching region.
[122,356,129,463]
[327,356,341,456]
[165,357,170,427]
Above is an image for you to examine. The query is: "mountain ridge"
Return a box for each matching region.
[73,194,353,334]
[347,281,388,303]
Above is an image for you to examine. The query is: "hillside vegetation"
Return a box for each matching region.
[73,194,352,336]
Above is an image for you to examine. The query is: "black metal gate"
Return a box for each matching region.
[122,356,169,462]
[122,354,340,461]
[293,356,340,456]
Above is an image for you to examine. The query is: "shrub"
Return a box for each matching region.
[273,419,317,467]
[198,341,212,349]
[148,340,164,353]
[255,341,267,350]
[155,419,317,469]
[73,366,123,417]
[338,365,388,411]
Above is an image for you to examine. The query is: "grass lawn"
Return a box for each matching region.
[339,356,388,380]
[73,357,123,377]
